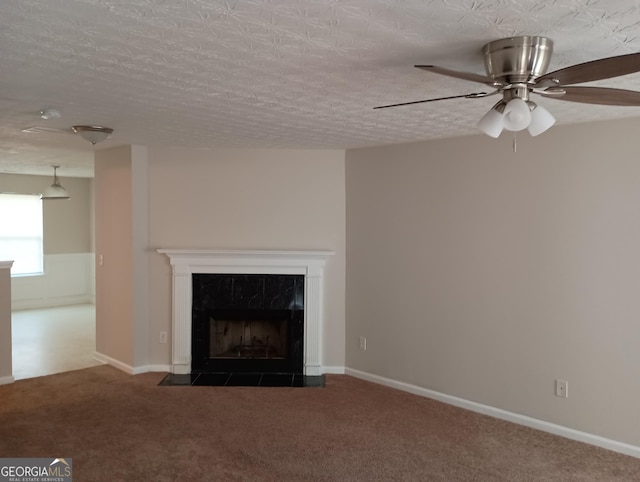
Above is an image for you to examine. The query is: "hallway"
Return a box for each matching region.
[12,304,103,380]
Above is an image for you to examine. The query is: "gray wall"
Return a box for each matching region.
[345,117,640,447]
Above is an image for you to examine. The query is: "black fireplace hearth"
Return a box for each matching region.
[159,371,325,387]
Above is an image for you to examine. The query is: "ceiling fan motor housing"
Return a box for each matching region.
[483,36,553,84]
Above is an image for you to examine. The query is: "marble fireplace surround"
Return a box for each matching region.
[158,249,334,376]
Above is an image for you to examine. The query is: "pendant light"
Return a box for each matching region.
[41,165,70,200]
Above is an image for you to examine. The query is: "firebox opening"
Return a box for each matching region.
[210,317,288,359]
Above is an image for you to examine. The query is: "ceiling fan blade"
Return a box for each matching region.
[538,86,640,106]
[415,65,502,86]
[535,52,640,87]
[373,91,495,110]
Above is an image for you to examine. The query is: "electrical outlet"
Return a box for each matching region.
[159,331,167,344]
[359,336,367,351]
[555,379,568,398]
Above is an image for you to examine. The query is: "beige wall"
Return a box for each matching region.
[0,173,92,254]
[147,147,346,369]
[345,117,640,447]
[95,146,132,365]
[131,147,150,368]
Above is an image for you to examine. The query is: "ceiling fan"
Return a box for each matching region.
[374,36,640,138]
[18,108,114,145]
[21,124,114,145]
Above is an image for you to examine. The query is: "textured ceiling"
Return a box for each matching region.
[1,0,640,178]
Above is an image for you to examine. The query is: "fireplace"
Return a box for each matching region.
[191,274,304,375]
[158,249,333,386]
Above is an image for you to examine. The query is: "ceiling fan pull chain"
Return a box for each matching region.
[513,133,517,153]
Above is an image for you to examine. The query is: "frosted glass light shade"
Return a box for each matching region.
[502,98,531,131]
[527,104,556,136]
[477,108,504,138]
[72,125,113,145]
[41,183,70,200]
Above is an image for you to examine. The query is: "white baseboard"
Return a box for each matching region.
[139,364,171,374]
[93,353,169,375]
[0,375,15,385]
[322,365,346,375]
[345,368,640,460]
[93,352,135,375]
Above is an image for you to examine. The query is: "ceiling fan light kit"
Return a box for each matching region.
[478,98,556,138]
[375,36,640,139]
[72,125,114,145]
[41,165,70,200]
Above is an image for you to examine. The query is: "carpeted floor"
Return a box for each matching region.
[1,365,639,481]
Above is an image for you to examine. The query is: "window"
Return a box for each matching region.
[0,193,44,276]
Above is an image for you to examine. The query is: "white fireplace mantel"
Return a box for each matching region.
[158,249,334,376]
